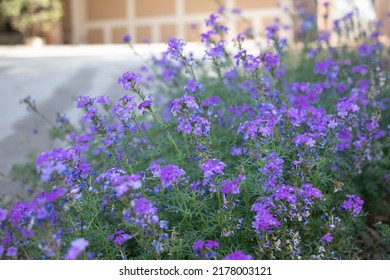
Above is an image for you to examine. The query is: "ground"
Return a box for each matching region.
[0,45,143,197]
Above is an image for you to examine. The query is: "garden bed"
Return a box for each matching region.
[0,6,389,260]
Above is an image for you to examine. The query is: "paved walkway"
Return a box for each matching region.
[0,45,149,197]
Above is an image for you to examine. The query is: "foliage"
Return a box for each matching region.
[0,0,63,37]
[1,3,389,260]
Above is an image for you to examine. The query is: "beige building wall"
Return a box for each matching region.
[375,0,390,40]
[68,0,289,44]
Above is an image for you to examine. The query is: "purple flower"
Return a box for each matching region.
[251,201,280,232]
[308,48,318,58]
[287,107,305,126]
[305,137,316,147]
[108,230,132,245]
[221,175,245,195]
[223,250,253,260]
[321,233,333,243]
[184,80,204,93]
[96,168,127,185]
[234,50,246,66]
[112,174,142,196]
[201,159,227,179]
[229,105,255,118]
[167,38,186,60]
[175,116,191,135]
[238,112,278,140]
[138,99,153,111]
[76,96,96,109]
[0,208,8,222]
[148,160,164,177]
[118,72,141,90]
[352,65,368,75]
[205,41,225,58]
[232,8,241,15]
[336,95,359,118]
[76,96,97,120]
[2,231,13,245]
[217,6,225,14]
[314,59,333,74]
[328,119,339,129]
[193,239,219,259]
[36,207,48,220]
[370,30,380,39]
[201,30,216,43]
[152,240,164,253]
[5,246,17,258]
[205,13,219,27]
[273,185,297,204]
[160,220,169,230]
[261,52,279,71]
[46,187,67,202]
[160,164,185,188]
[300,184,322,199]
[201,96,220,107]
[338,129,351,142]
[189,180,202,192]
[36,147,76,169]
[205,240,220,249]
[241,54,260,74]
[113,95,137,122]
[176,116,211,137]
[318,30,330,42]
[365,118,379,131]
[292,133,320,147]
[86,252,95,260]
[132,198,155,215]
[192,240,205,250]
[0,245,4,257]
[125,198,159,227]
[191,117,211,137]
[35,148,76,182]
[265,24,279,41]
[65,238,89,260]
[21,228,34,238]
[121,34,131,43]
[358,44,373,58]
[231,146,243,156]
[10,200,30,226]
[171,94,199,116]
[342,194,364,215]
[263,153,284,176]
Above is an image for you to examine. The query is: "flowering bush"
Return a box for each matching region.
[1,4,390,260]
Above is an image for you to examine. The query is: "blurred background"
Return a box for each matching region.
[0,0,389,197]
[0,0,389,45]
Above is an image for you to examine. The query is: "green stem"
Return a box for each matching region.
[166,129,184,164]
[133,118,162,154]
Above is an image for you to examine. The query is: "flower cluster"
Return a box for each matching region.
[342,195,364,215]
[201,158,226,183]
[220,175,245,195]
[192,240,220,259]
[118,72,141,91]
[107,230,132,245]
[148,162,186,188]
[223,250,253,260]
[1,3,388,261]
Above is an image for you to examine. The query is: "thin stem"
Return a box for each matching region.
[133,118,162,154]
